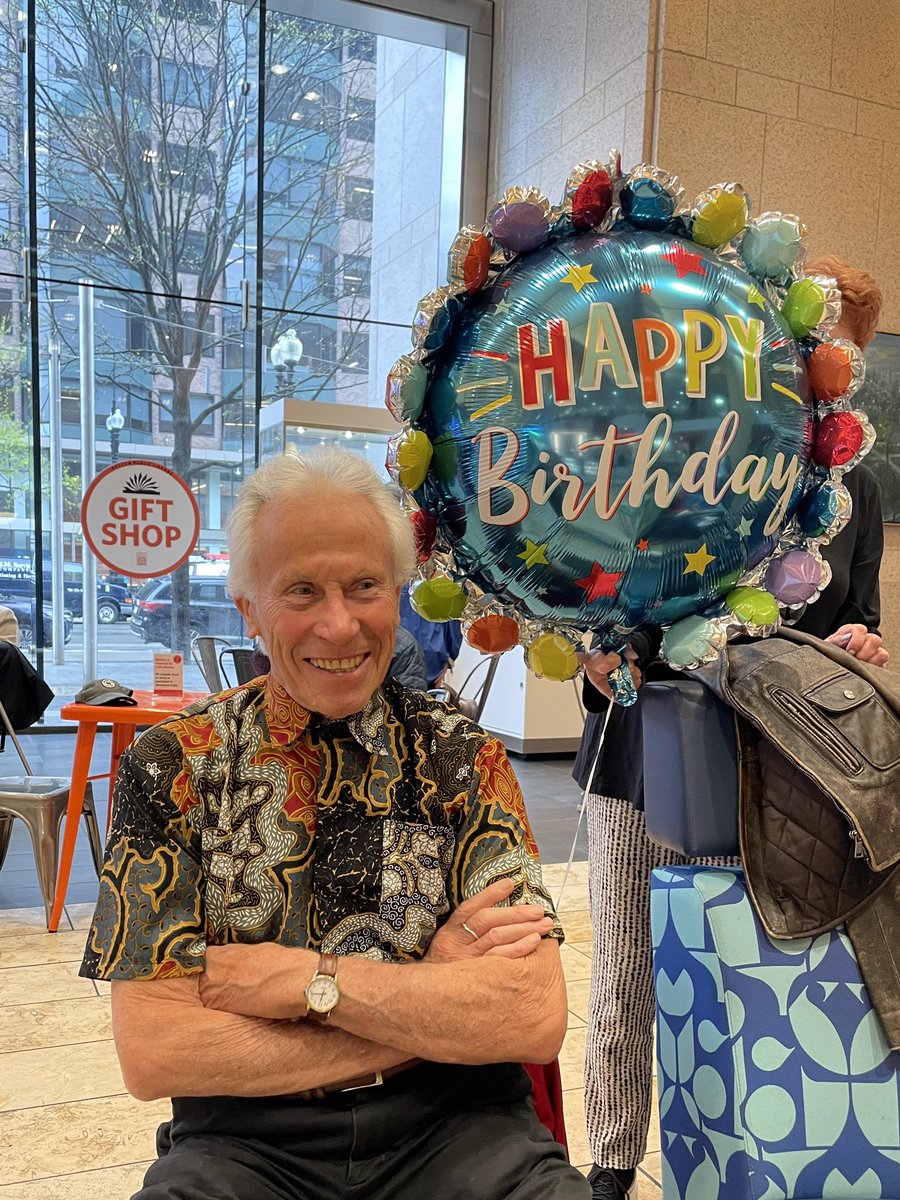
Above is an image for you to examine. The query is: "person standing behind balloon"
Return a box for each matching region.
[574,257,888,1200]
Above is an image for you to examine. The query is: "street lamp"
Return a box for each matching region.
[106,401,125,464]
[270,327,304,393]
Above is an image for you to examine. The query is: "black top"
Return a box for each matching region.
[572,465,884,806]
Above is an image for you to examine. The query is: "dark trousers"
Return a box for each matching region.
[134,1062,590,1200]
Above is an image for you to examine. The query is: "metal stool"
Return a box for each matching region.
[0,698,103,927]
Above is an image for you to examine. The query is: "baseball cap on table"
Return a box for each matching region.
[75,678,137,706]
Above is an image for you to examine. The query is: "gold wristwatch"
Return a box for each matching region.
[304,953,340,1022]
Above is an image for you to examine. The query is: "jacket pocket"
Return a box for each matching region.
[768,686,863,774]
[803,675,900,770]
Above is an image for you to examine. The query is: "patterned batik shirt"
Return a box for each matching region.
[80,675,563,980]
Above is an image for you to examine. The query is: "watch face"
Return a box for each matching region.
[306,975,340,1013]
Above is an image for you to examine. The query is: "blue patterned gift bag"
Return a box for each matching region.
[650,866,900,1200]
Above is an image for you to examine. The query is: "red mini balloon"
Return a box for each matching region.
[465,613,520,655]
[571,169,613,230]
[410,509,437,563]
[812,412,864,467]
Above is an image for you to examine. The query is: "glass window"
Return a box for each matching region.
[13,0,487,694]
[343,253,370,297]
[342,328,368,373]
[344,175,372,222]
[345,95,374,143]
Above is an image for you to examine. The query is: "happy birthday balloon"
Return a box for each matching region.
[388,154,876,679]
[413,229,811,634]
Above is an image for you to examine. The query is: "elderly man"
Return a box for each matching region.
[81,449,589,1200]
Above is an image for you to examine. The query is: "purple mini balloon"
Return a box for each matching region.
[764,550,823,605]
[490,201,549,254]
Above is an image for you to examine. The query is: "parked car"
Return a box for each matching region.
[0,559,132,623]
[130,577,244,644]
[0,597,74,648]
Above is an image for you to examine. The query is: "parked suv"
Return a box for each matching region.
[130,577,244,645]
[0,559,132,623]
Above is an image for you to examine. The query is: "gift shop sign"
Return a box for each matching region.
[81,461,200,579]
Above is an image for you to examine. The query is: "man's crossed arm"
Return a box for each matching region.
[112,879,568,1101]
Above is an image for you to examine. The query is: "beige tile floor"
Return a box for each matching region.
[0,862,662,1198]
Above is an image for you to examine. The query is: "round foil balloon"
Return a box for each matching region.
[414,229,811,634]
[389,153,876,675]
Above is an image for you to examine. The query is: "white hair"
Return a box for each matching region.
[226,448,417,598]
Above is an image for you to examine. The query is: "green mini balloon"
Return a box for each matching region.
[782,278,826,339]
[726,586,780,628]
[410,576,467,622]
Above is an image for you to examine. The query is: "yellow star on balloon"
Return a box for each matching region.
[560,263,597,293]
[683,544,716,576]
[747,284,766,310]
[518,538,549,568]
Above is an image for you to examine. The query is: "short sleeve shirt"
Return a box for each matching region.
[80,676,562,981]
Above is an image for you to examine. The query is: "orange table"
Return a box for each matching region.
[49,689,207,932]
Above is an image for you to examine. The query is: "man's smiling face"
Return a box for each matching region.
[234,491,401,718]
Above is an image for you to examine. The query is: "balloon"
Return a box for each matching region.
[764,550,825,606]
[410,508,437,563]
[414,228,811,636]
[690,184,749,248]
[387,154,877,680]
[812,411,868,468]
[807,339,864,402]
[726,586,780,632]
[385,356,427,423]
[410,576,467,621]
[619,165,682,230]
[448,227,492,294]
[662,615,727,668]
[795,482,850,540]
[564,162,613,231]
[524,631,579,680]
[739,212,805,280]
[488,187,551,255]
[464,612,520,654]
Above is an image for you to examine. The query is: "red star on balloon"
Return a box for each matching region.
[574,561,624,603]
[636,538,650,551]
[661,244,707,278]
[639,283,652,294]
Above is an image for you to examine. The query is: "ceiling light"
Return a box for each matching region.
[270,63,288,76]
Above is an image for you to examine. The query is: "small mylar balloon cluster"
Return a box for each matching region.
[385,152,873,684]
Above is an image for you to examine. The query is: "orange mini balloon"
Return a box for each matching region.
[808,342,854,403]
[465,613,520,655]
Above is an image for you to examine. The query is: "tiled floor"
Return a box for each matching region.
[0,860,661,1198]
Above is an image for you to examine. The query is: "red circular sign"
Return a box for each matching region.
[81,460,201,579]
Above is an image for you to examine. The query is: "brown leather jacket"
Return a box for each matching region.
[696,628,900,1050]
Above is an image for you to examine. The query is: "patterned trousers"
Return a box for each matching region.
[583,794,739,1169]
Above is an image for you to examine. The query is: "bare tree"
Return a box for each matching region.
[21,0,374,647]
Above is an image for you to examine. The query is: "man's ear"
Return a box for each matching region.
[234,594,258,638]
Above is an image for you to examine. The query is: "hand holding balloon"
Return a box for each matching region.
[580,645,641,703]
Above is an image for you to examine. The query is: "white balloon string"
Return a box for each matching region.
[555,698,614,912]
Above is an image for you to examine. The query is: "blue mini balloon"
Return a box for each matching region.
[415,229,813,639]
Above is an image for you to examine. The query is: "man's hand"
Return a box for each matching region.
[199,941,314,1020]
[426,878,554,964]
[579,644,641,699]
[826,623,890,667]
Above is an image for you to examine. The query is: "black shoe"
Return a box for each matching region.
[587,1165,637,1199]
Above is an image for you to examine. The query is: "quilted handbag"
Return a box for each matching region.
[641,677,740,858]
